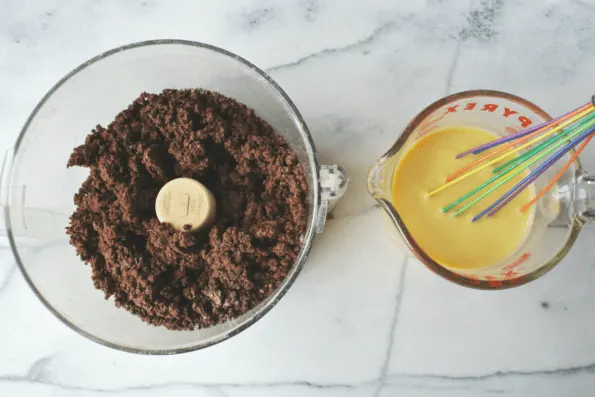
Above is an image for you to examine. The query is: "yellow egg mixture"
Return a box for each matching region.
[392,126,534,270]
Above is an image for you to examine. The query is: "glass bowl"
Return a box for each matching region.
[1,40,346,354]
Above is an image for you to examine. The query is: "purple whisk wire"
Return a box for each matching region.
[471,124,595,222]
[455,103,590,159]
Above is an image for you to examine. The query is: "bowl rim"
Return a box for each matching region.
[7,39,320,355]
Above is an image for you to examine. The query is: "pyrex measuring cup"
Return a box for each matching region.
[367,90,595,289]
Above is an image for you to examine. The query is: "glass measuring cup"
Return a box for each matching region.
[367,90,595,289]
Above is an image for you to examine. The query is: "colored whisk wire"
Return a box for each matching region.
[455,103,594,158]
[452,119,594,218]
[428,95,595,220]
[440,105,595,186]
[480,124,595,220]
[492,111,595,173]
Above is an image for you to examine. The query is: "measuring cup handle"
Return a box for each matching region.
[576,171,595,223]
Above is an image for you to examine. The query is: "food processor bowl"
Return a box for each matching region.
[0,40,347,354]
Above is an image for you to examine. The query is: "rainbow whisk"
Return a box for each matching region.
[426,95,595,222]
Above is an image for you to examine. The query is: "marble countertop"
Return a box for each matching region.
[3,0,595,396]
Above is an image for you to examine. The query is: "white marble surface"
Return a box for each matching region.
[3,0,595,395]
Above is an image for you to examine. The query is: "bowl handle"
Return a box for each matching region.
[315,165,348,233]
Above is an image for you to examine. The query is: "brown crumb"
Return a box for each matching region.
[66,89,309,330]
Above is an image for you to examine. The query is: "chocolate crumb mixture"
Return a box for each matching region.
[66,89,309,330]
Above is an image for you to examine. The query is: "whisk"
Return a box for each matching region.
[426,95,595,222]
